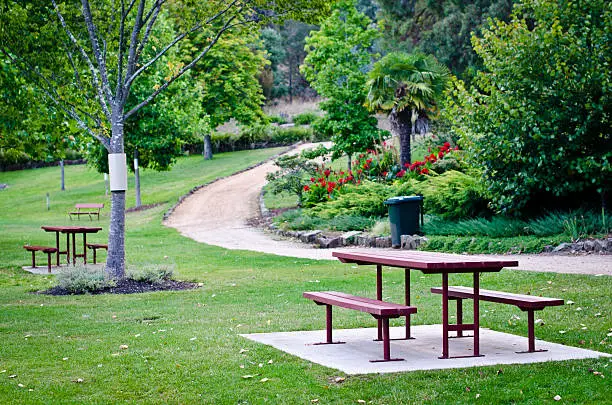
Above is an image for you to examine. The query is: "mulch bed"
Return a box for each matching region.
[40,278,200,296]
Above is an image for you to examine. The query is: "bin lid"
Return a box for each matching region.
[383,195,423,205]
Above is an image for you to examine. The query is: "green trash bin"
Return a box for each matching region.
[384,195,424,248]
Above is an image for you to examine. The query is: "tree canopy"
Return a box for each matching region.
[301,0,383,167]
[448,0,611,214]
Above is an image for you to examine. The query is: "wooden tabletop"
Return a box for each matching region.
[41,225,103,233]
[332,249,518,274]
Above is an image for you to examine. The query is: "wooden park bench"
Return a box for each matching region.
[69,203,104,220]
[86,243,108,264]
[303,291,417,362]
[23,245,58,273]
[431,286,564,353]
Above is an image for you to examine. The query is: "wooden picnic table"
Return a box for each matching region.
[332,249,518,359]
[41,225,103,266]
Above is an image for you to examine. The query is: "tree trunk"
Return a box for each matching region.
[60,160,65,191]
[390,107,412,166]
[106,108,127,279]
[203,134,213,160]
[134,149,141,208]
[288,57,293,104]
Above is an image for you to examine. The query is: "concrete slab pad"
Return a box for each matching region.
[22,264,104,275]
[241,325,611,375]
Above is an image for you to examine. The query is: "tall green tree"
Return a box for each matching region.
[191,30,268,160]
[376,0,515,80]
[365,52,450,165]
[1,0,332,279]
[448,0,611,214]
[301,0,383,170]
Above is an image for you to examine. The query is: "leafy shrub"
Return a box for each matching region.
[56,266,116,294]
[370,219,390,236]
[293,112,319,125]
[414,170,490,220]
[127,264,175,284]
[271,126,313,144]
[424,216,527,238]
[273,209,325,231]
[268,114,288,124]
[308,181,412,218]
[327,215,375,232]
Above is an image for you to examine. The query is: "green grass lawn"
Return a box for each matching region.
[1,149,610,404]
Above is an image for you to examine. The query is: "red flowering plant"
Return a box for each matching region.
[302,164,359,208]
[398,141,459,181]
[352,141,398,182]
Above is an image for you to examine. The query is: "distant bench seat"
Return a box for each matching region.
[431,286,564,353]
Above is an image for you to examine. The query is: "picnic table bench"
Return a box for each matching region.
[303,291,417,362]
[23,245,58,273]
[86,243,108,264]
[69,203,104,220]
[431,286,564,353]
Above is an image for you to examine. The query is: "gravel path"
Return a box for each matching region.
[164,146,612,276]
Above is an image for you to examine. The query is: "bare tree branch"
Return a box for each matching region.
[125,10,242,119]
[51,0,112,120]
[124,0,241,90]
[136,0,165,62]
[81,0,114,104]
[123,0,147,102]
[116,0,127,98]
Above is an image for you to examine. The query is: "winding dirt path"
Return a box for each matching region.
[164,146,612,275]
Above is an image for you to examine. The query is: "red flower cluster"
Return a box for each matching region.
[404,142,456,175]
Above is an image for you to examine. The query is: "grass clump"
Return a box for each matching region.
[127,264,175,284]
[56,266,116,294]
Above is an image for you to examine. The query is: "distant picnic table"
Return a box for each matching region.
[69,203,104,220]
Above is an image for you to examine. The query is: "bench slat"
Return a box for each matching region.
[23,245,58,254]
[431,286,564,309]
[304,291,416,317]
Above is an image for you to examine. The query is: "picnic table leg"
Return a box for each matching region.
[370,317,404,363]
[65,233,70,264]
[456,298,464,337]
[440,273,449,359]
[71,232,76,266]
[376,264,383,341]
[55,231,60,266]
[313,304,345,345]
[473,271,480,357]
[31,250,36,268]
[83,233,88,264]
[404,268,413,339]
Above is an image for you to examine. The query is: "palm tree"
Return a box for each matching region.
[365,52,450,165]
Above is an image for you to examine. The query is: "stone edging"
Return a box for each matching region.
[162,144,298,222]
[258,191,612,254]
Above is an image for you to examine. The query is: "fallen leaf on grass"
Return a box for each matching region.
[18,383,24,388]
[119,345,128,350]
[554,395,561,401]
[189,337,197,341]
[476,394,480,399]
[357,400,366,404]
[566,300,575,305]
[267,360,273,364]
[535,319,544,326]
[242,375,255,379]
[8,375,17,378]
[559,330,566,334]
[334,377,346,383]
[72,378,84,383]
[62,357,69,361]
[1,370,6,373]
[239,349,249,354]
[260,378,269,383]
[311,400,319,403]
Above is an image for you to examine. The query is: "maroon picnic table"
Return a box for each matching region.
[332,249,518,359]
[41,225,103,266]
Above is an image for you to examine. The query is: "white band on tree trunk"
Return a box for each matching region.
[108,153,128,191]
